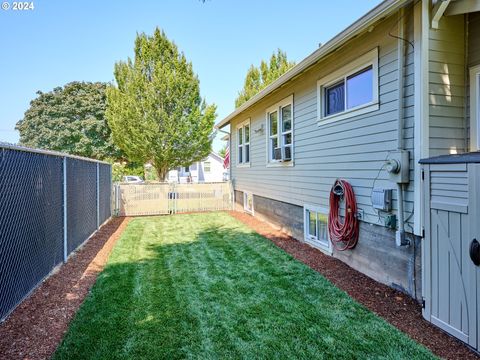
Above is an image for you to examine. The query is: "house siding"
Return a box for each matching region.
[428,14,466,156]
[467,12,480,150]
[231,10,415,229]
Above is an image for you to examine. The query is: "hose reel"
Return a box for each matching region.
[328,179,359,251]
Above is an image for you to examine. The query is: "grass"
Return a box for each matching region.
[54,212,435,359]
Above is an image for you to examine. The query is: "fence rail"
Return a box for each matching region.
[0,145,112,321]
[114,182,233,216]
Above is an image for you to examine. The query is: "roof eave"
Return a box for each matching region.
[215,0,408,130]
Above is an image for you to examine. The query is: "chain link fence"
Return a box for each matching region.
[0,145,112,321]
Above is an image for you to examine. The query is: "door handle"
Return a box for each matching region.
[469,239,480,266]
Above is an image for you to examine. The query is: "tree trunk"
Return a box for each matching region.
[155,164,168,182]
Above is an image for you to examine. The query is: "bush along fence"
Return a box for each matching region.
[0,144,112,321]
[114,182,234,216]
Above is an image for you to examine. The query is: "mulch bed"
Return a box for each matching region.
[229,211,480,360]
[0,217,130,360]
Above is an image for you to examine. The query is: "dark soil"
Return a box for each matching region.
[0,217,130,360]
[229,210,480,360]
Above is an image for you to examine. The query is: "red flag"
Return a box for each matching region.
[223,146,230,169]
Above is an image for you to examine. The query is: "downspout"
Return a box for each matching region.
[396,7,406,245]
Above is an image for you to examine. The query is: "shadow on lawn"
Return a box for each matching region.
[53,223,435,360]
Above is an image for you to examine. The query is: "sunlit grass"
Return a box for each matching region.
[54,212,435,359]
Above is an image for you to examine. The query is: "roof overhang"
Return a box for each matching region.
[445,0,480,16]
[215,0,410,130]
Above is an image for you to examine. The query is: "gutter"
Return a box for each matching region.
[215,0,410,129]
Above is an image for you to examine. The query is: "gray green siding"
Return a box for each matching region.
[428,14,466,156]
[230,10,415,229]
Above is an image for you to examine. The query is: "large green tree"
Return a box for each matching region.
[235,49,295,108]
[16,82,121,160]
[106,28,216,180]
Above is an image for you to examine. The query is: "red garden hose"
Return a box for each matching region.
[328,179,359,251]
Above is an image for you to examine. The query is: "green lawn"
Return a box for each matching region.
[54,213,435,359]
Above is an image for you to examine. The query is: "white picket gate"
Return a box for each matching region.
[113,182,234,216]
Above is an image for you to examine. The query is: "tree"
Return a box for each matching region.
[106,28,216,180]
[235,49,295,108]
[218,144,227,159]
[16,82,122,160]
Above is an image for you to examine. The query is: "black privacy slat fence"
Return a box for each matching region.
[66,159,98,254]
[0,145,112,321]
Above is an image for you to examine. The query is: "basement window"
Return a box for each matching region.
[304,205,331,254]
[317,47,379,125]
[244,192,254,215]
[265,95,294,166]
[237,119,250,167]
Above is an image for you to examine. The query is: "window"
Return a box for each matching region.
[185,166,190,173]
[318,48,379,125]
[237,119,250,166]
[266,95,294,165]
[204,161,211,173]
[244,192,254,215]
[304,205,331,254]
[470,65,480,151]
[269,111,278,160]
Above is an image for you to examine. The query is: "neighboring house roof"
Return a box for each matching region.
[208,151,224,162]
[215,0,408,129]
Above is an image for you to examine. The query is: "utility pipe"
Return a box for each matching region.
[396,7,407,246]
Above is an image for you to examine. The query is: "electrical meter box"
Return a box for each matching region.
[386,150,410,184]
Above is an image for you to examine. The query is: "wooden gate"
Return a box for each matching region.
[114,182,233,216]
[422,161,479,349]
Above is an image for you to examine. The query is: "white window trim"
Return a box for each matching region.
[243,191,254,215]
[265,94,294,167]
[236,118,251,168]
[303,204,332,255]
[317,47,379,126]
[470,64,480,151]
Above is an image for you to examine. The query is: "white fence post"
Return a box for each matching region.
[63,156,68,262]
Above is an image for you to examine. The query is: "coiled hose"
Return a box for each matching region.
[328,179,359,251]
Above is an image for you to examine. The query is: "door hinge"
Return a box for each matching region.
[422,227,425,238]
[421,169,425,181]
[422,298,426,309]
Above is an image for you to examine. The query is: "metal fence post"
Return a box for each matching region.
[96,163,100,229]
[115,183,120,216]
[174,183,177,214]
[63,156,68,262]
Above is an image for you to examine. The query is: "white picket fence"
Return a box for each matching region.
[113,182,234,216]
